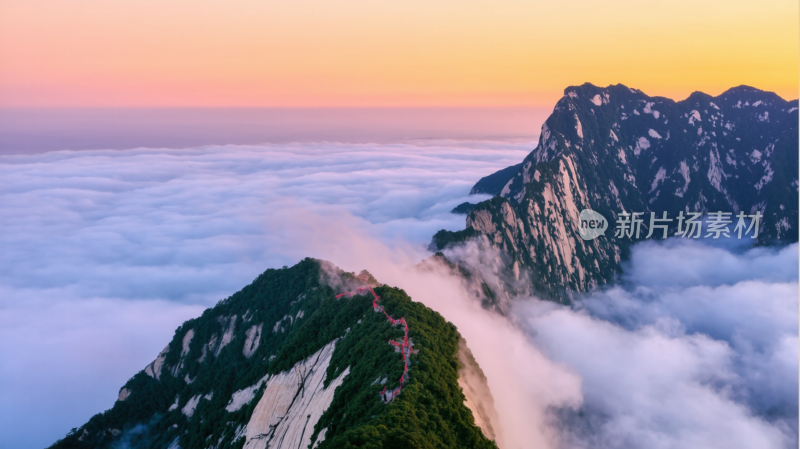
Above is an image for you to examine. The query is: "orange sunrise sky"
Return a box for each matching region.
[0,0,797,107]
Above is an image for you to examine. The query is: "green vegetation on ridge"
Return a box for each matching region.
[50,258,496,449]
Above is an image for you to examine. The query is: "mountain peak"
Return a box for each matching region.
[50,259,499,449]
[562,83,793,108]
[683,90,714,104]
[717,85,790,105]
[434,83,798,301]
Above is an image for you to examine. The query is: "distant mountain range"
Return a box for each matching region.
[51,260,497,449]
[434,84,798,301]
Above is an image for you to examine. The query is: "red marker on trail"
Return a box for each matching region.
[336,286,413,403]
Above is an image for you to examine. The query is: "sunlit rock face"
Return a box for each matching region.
[434,83,798,301]
[242,340,350,449]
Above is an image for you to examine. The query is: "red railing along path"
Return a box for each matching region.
[335,286,413,403]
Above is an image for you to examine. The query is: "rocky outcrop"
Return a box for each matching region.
[243,324,263,358]
[458,338,499,442]
[242,340,349,449]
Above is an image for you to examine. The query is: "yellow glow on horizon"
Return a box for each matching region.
[0,0,797,107]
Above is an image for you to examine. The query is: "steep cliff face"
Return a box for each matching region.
[50,259,498,449]
[433,83,798,300]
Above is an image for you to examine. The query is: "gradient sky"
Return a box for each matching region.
[0,0,798,107]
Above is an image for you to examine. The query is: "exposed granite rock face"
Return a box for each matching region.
[433,83,798,301]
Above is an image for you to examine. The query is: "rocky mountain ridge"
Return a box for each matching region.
[433,83,798,300]
[51,259,498,449]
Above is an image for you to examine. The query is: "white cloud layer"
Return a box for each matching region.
[1,141,796,449]
[0,141,530,449]
[515,239,798,449]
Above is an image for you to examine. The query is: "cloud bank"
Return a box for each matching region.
[1,141,796,449]
[0,141,530,448]
[516,239,798,449]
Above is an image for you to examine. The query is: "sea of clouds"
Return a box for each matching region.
[0,141,525,448]
[516,239,798,449]
[0,141,796,449]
